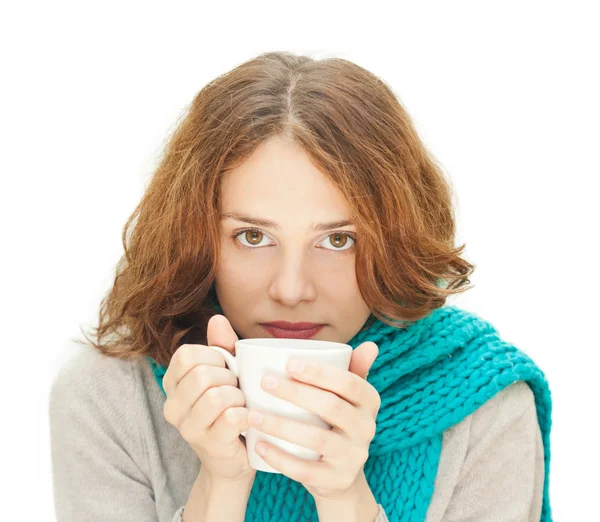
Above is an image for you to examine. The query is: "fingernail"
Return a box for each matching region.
[248,411,264,426]
[262,376,279,390]
[255,443,267,456]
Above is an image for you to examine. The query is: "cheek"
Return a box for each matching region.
[328,264,367,306]
[216,248,265,293]
[319,264,360,297]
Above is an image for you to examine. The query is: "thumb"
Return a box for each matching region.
[348,342,379,380]
[206,314,239,354]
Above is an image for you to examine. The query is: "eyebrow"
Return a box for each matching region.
[220,212,354,232]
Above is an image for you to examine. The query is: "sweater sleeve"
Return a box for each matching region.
[48,348,180,521]
[374,503,390,521]
[167,500,389,520]
[170,506,185,521]
[441,380,544,521]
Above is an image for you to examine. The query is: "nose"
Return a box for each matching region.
[267,250,317,307]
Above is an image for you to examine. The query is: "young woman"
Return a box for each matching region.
[49,51,552,522]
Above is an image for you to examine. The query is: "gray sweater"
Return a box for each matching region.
[49,347,544,521]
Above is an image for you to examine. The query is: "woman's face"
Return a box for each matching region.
[214,135,371,343]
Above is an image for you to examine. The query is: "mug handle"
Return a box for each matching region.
[205,345,240,377]
[205,345,247,437]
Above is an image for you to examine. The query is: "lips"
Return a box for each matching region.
[260,323,325,339]
[261,321,324,330]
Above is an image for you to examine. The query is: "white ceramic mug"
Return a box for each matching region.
[206,337,352,473]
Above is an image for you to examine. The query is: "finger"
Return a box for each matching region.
[262,376,358,435]
[209,406,251,442]
[163,344,226,397]
[284,359,380,417]
[206,314,239,355]
[253,441,330,489]
[164,365,238,427]
[247,409,343,457]
[179,385,246,440]
[348,342,379,379]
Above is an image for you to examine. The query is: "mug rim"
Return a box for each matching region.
[235,338,351,350]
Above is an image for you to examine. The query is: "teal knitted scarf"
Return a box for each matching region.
[147,304,553,522]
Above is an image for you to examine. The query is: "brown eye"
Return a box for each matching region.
[244,230,263,245]
[322,232,355,252]
[329,233,348,248]
[232,229,270,248]
[232,229,355,252]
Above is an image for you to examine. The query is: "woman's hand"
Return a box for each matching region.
[162,315,256,484]
[246,341,380,501]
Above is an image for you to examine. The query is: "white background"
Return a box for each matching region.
[2,1,597,520]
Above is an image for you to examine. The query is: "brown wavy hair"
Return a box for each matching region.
[74,51,475,367]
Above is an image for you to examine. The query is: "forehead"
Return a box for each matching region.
[219,136,350,219]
